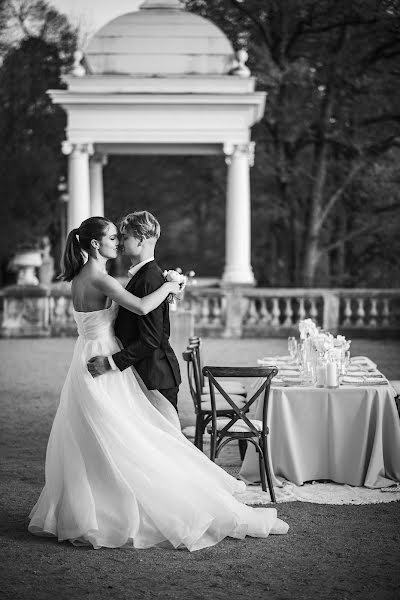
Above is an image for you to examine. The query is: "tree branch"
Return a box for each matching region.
[228,0,272,51]
[323,223,380,252]
[317,161,365,229]
[359,114,400,126]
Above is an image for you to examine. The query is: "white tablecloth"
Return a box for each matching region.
[239,383,400,489]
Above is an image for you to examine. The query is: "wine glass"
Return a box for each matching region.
[288,336,298,360]
[342,350,351,375]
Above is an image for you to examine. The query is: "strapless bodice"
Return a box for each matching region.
[73,302,118,340]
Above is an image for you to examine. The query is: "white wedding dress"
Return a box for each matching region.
[29,302,288,551]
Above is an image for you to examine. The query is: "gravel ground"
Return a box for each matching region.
[1,337,400,600]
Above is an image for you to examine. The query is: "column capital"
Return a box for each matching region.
[223,142,255,166]
[90,152,108,166]
[62,141,94,156]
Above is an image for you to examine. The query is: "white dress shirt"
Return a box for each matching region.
[108,257,155,371]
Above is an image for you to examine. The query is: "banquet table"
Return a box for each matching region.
[239,363,400,489]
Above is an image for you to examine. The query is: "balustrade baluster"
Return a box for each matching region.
[298,298,306,322]
[259,298,270,324]
[356,297,365,327]
[49,297,55,324]
[271,298,280,327]
[199,297,210,326]
[309,298,318,322]
[246,298,258,325]
[343,298,352,327]
[211,297,222,326]
[369,298,378,327]
[54,297,67,324]
[283,298,293,327]
[382,298,390,326]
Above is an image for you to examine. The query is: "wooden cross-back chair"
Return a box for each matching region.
[188,337,247,397]
[203,365,278,502]
[182,348,248,456]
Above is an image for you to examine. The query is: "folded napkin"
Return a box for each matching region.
[261,355,294,363]
[278,369,300,376]
[257,359,277,366]
[345,369,368,377]
[347,365,367,373]
[363,378,388,386]
[282,376,304,385]
[342,376,365,384]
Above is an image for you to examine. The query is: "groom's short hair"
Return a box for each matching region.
[120,211,161,241]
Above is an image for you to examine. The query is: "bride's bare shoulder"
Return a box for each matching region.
[92,271,122,292]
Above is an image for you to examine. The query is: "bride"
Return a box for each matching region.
[28,216,288,551]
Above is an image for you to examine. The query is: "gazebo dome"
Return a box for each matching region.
[85,0,235,76]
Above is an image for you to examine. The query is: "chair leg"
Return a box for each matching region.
[198,418,205,452]
[194,417,206,452]
[238,439,248,461]
[210,431,217,462]
[258,446,267,492]
[194,417,201,449]
[261,436,276,503]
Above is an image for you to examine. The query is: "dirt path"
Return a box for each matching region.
[1,338,400,599]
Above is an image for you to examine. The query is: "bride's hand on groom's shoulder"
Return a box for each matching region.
[87,356,111,378]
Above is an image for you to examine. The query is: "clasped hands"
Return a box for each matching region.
[87,356,111,378]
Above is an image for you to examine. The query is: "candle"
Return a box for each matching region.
[326,361,338,388]
[316,365,326,387]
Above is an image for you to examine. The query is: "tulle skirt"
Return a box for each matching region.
[29,332,283,550]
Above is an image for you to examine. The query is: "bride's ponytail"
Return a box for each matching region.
[61,228,84,281]
[60,216,113,281]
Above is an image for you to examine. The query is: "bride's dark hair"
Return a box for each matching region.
[60,216,113,281]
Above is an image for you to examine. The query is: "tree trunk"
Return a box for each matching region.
[301,124,331,287]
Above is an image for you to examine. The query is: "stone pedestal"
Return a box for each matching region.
[1,286,50,337]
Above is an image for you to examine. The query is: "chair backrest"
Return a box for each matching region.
[202,366,278,437]
[182,348,203,414]
[188,336,204,388]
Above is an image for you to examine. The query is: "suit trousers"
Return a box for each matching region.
[158,386,179,412]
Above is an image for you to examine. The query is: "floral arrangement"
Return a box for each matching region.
[333,334,351,352]
[298,319,351,362]
[163,268,187,305]
[298,318,319,339]
[312,332,334,354]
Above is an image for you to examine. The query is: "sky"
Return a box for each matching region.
[49,0,142,44]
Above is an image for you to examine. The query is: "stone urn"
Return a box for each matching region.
[11,249,43,285]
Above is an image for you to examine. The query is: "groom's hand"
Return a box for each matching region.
[87,356,111,378]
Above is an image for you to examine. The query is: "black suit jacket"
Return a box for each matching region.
[112,260,181,391]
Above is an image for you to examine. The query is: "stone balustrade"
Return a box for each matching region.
[0,284,399,338]
[184,287,400,338]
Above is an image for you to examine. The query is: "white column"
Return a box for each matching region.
[63,142,92,231]
[222,142,255,286]
[89,153,107,217]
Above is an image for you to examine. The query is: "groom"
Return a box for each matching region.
[87,210,181,411]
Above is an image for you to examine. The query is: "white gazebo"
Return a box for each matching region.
[49,0,266,285]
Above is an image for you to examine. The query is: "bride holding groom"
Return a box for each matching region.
[28,210,288,551]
